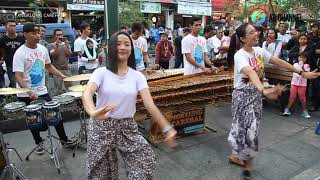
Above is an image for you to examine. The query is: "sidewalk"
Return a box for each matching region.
[2,102,320,180]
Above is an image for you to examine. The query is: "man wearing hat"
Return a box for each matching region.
[155,31,174,69]
[12,23,76,155]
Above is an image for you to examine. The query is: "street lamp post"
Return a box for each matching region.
[35,0,41,24]
[104,0,119,54]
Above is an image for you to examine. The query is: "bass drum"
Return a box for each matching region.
[0,144,6,172]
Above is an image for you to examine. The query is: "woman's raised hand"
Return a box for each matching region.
[90,104,116,120]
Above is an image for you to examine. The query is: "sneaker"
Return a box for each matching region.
[301,111,311,119]
[62,139,77,148]
[282,108,291,116]
[35,146,45,155]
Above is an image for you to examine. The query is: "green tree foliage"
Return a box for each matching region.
[228,0,320,20]
[119,1,152,28]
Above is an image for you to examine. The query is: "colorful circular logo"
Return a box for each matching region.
[248,8,268,27]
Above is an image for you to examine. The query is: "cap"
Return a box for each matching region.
[159,31,167,36]
[23,23,40,33]
[296,26,307,32]
[182,27,191,33]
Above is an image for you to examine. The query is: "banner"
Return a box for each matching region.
[140,2,161,14]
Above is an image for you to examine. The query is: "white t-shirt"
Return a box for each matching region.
[277,33,291,43]
[88,67,148,119]
[132,36,148,71]
[210,35,222,53]
[13,44,51,97]
[233,47,272,89]
[206,38,215,59]
[74,37,98,69]
[182,34,208,75]
[262,40,282,57]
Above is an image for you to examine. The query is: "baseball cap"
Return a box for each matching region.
[159,31,167,36]
[23,23,40,33]
[182,27,191,33]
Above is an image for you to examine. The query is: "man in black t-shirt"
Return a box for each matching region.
[174,27,191,68]
[0,20,25,88]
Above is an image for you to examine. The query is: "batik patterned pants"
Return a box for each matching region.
[87,118,156,180]
[228,88,263,160]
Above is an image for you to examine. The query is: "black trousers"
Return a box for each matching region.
[311,77,320,109]
[18,94,68,144]
[159,61,169,69]
[174,56,183,68]
[268,79,290,111]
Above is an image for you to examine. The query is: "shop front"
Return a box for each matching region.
[66,0,104,33]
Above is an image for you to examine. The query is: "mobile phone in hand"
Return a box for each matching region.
[59,37,67,41]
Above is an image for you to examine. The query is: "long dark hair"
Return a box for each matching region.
[106,31,136,74]
[266,27,278,40]
[227,23,250,69]
[236,23,250,44]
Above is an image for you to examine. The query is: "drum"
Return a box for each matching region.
[43,101,62,126]
[24,104,43,130]
[61,91,82,99]
[30,99,46,106]
[2,102,26,120]
[52,95,77,113]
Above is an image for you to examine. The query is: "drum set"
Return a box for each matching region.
[0,88,30,180]
[0,73,91,179]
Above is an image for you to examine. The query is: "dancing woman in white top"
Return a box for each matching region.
[82,31,177,180]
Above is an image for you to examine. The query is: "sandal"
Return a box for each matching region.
[228,156,245,167]
[242,170,252,180]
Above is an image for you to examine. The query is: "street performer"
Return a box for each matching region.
[13,23,76,155]
[227,23,320,180]
[181,17,217,75]
[82,31,177,180]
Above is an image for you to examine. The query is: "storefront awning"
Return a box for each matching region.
[67,4,104,11]
[177,1,212,16]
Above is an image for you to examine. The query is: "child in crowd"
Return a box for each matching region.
[81,39,98,73]
[283,53,311,118]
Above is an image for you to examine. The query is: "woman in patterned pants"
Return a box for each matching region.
[82,31,177,180]
[227,23,320,179]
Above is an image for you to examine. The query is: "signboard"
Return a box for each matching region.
[69,0,104,5]
[171,107,205,135]
[140,2,161,14]
[178,2,212,16]
[149,107,206,143]
[67,3,104,11]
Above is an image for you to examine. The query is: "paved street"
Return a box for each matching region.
[2,102,320,180]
